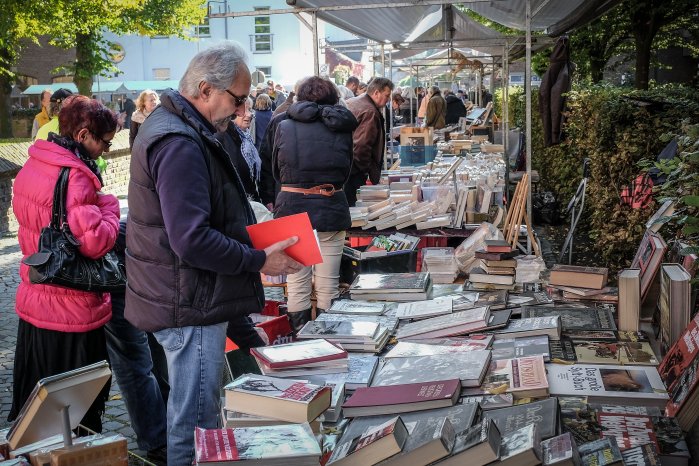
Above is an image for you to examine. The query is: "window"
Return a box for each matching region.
[251,7,272,53]
[257,67,272,77]
[153,68,171,80]
[195,17,211,37]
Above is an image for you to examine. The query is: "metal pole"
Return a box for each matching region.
[410,61,414,124]
[312,12,319,76]
[387,49,393,170]
[61,406,73,447]
[525,0,532,254]
[380,44,386,77]
[503,41,510,203]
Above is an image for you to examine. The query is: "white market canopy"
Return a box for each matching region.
[22,80,180,96]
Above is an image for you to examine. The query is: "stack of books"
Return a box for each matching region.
[547,264,617,303]
[250,339,348,377]
[297,319,390,353]
[468,240,520,290]
[364,233,420,253]
[348,272,432,302]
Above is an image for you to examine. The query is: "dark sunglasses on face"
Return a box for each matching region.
[225,89,248,107]
[92,131,112,148]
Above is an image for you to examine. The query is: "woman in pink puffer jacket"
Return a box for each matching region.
[9,95,120,434]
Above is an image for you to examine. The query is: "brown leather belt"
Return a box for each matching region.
[280,184,337,197]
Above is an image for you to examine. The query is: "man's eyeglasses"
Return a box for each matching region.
[92,132,112,148]
[225,89,248,107]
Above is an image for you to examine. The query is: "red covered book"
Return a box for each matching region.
[485,239,514,253]
[342,378,460,417]
[246,212,322,266]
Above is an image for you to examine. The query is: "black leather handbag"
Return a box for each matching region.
[22,167,126,292]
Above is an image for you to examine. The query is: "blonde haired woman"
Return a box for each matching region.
[129,90,160,149]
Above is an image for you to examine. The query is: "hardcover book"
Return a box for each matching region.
[578,437,623,466]
[462,355,549,399]
[549,265,609,290]
[395,307,490,339]
[374,416,455,466]
[224,374,331,423]
[321,353,379,391]
[371,351,491,388]
[657,263,691,355]
[327,300,387,315]
[474,249,520,261]
[631,230,667,301]
[491,316,561,340]
[546,364,669,409]
[507,290,554,307]
[435,419,501,466]
[541,432,580,466]
[297,320,380,341]
[250,339,347,370]
[485,239,513,253]
[342,379,460,417]
[549,337,577,363]
[395,297,453,320]
[194,424,321,465]
[521,306,616,331]
[384,338,491,359]
[315,312,399,336]
[328,416,408,466]
[659,313,699,394]
[484,309,513,331]
[246,212,322,267]
[349,272,431,293]
[468,267,515,286]
[491,335,551,362]
[618,268,641,331]
[483,397,559,440]
[497,423,541,466]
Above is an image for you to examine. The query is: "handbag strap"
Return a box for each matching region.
[51,167,71,229]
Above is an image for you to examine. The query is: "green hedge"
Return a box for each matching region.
[505,84,699,271]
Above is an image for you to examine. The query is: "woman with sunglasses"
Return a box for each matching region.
[10,95,120,434]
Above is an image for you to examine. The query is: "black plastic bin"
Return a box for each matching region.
[340,245,418,285]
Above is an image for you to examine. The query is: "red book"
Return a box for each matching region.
[596,413,657,450]
[484,239,514,253]
[659,313,699,394]
[342,378,460,417]
[245,212,322,266]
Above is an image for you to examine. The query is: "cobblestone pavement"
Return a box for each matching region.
[0,233,148,463]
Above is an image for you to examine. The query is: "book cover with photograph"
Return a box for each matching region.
[327,300,387,315]
[491,335,551,362]
[522,306,616,331]
[384,337,491,359]
[572,340,658,366]
[546,364,669,409]
[396,307,490,339]
[578,437,623,466]
[297,320,379,340]
[462,355,548,399]
[541,432,580,466]
[482,398,559,440]
[349,272,431,293]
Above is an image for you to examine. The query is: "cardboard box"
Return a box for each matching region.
[50,436,127,466]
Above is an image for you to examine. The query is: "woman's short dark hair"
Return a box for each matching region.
[296,76,339,105]
[59,95,118,139]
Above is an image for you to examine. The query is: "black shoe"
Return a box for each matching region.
[288,308,312,334]
[146,446,167,466]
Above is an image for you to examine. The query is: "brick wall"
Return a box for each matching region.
[0,130,131,235]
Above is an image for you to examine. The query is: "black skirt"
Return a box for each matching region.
[8,319,111,434]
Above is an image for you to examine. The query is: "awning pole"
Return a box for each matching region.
[525,0,532,254]
[381,44,386,77]
[503,41,509,201]
[387,49,393,171]
[312,12,319,76]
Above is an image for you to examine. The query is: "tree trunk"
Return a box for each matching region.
[634,33,653,90]
[589,53,606,84]
[0,73,13,138]
[73,33,94,97]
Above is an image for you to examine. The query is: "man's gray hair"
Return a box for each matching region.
[367,77,394,95]
[179,42,249,97]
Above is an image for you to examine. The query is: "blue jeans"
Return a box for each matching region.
[154,323,227,466]
[105,291,167,451]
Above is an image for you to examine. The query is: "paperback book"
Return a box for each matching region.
[490,316,561,340]
[541,432,580,466]
[571,340,658,366]
[546,364,669,409]
[327,300,387,315]
[549,338,577,363]
[384,337,492,359]
[395,307,490,339]
[395,297,453,320]
[506,290,554,308]
[578,437,623,466]
[434,419,501,466]
[250,339,347,370]
[549,265,609,290]
[482,397,559,440]
[496,423,541,466]
[321,353,379,391]
[328,416,408,466]
[460,393,514,411]
[462,355,549,399]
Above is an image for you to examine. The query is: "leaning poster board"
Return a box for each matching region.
[7,361,112,449]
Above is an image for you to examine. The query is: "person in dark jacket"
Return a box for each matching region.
[216,97,261,202]
[273,76,358,331]
[444,90,467,125]
[126,42,303,466]
[345,77,394,206]
[253,93,273,150]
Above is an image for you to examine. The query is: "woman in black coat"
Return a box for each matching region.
[273,76,358,331]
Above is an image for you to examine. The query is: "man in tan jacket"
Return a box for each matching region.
[345,77,394,206]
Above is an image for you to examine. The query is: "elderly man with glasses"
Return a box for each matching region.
[126,41,303,466]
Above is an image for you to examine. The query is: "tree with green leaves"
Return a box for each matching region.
[53,0,207,96]
[0,2,52,137]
